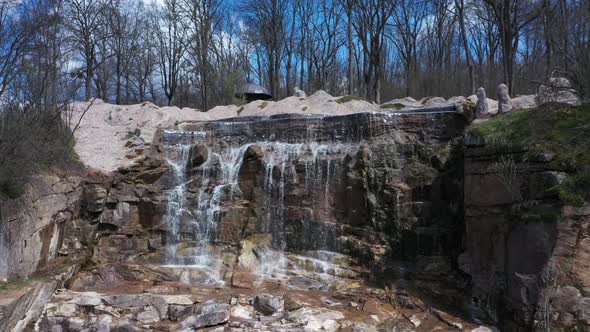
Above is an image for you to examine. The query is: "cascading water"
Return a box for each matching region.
[162,142,251,270]
[191,145,250,267]
[161,134,355,272]
[156,109,466,288]
[163,144,190,265]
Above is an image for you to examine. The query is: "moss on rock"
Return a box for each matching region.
[468,103,590,206]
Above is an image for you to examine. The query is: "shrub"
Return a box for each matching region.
[0,103,79,199]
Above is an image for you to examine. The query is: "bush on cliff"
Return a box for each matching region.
[0,103,79,199]
[468,103,590,206]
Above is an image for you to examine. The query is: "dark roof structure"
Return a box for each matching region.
[235,83,272,102]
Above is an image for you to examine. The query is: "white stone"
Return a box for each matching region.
[304,319,323,331]
[288,307,345,326]
[53,303,78,317]
[471,326,499,332]
[497,83,512,113]
[136,307,160,324]
[158,295,193,305]
[231,305,255,320]
[476,87,489,117]
[322,319,340,331]
[70,293,102,307]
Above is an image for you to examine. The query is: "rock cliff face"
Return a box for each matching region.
[2,103,589,331]
[0,174,82,279]
[0,173,85,331]
[30,108,482,331]
[460,136,590,331]
[82,109,468,277]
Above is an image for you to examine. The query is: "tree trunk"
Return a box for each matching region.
[456,0,476,94]
[346,0,353,95]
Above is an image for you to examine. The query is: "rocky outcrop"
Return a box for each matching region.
[25,107,484,331]
[460,136,590,330]
[537,77,580,106]
[0,174,82,279]
[13,101,586,331]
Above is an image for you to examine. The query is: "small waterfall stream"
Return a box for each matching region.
[163,144,190,265]
[191,145,250,267]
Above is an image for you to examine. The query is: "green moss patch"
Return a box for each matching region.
[259,101,269,109]
[335,95,364,104]
[0,277,47,293]
[468,103,590,206]
[380,103,405,110]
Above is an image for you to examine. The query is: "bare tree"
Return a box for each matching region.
[456,0,476,94]
[130,8,156,103]
[342,0,355,95]
[390,0,426,98]
[353,0,397,103]
[152,0,187,105]
[185,0,224,111]
[0,1,36,99]
[482,0,540,93]
[64,0,111,101]
[241,0,288,100]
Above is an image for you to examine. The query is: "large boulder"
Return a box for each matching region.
[189,143,209,167]
[537,77,580,105]
[179,301,230,329]
[253,294,284,315]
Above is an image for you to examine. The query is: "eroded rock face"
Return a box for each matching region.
[0,174,82,279]
[461,138,590,330]
[39,108,476,330]
[156,111,468,270]
[537,77,581,106]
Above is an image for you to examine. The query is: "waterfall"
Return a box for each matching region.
[161,132,356,278]
[191,145,250,267]
[163,144,191,265]
[162,143,250,282]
